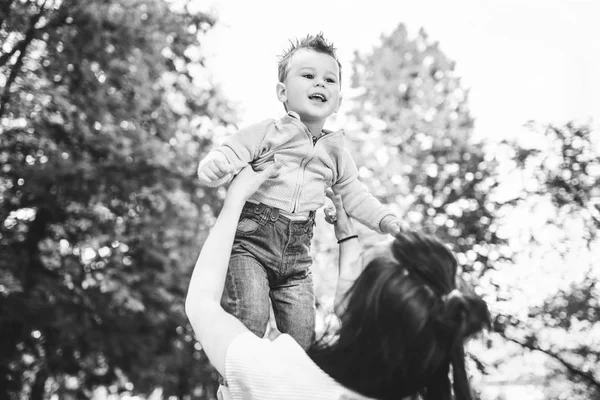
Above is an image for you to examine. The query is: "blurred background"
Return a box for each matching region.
[1,0,598,399]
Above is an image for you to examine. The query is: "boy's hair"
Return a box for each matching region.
[278,32,342,85]
[308,232,490,400]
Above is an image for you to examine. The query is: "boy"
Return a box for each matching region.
[198,33,401,352]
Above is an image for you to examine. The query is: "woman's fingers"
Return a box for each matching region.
[325,190,344,209]
[263,161,282,178]
[324,189,338,224]
[331,194,343,210]
[324,207,337,225]
[325,188,335,200]
[228,162,282,201]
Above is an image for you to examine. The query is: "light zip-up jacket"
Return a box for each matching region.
[199,112,394,233]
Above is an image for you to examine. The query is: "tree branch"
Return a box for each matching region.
[500,333,600,389]
[0,0,15,30]
[0,0,48,117]
[0,46,27,117]
[0,45,21,68]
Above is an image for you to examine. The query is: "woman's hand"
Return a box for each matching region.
[324,189,362,315]
[226,162,282,206]
[324,189,356,240]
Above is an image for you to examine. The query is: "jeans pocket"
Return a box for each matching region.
[236,217,260,235]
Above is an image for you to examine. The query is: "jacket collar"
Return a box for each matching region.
[284,111,344,137]
[287,110,301,120]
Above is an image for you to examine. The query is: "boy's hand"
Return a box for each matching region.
[197,152,235,186]
[380,215,402,236]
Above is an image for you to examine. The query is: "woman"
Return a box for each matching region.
[185,163,490,400]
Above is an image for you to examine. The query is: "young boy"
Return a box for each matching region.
[197,33,401,352]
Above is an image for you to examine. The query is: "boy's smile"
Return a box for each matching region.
[276,49,342,132]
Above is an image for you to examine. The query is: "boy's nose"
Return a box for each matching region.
[315,81,325,87]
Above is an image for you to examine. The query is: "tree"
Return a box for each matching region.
[329,22,599,399]
[310,24,512,398]
[320,24,511,305]
[0,1,233,398]
[492,122,600,399]
[344,24,511,275]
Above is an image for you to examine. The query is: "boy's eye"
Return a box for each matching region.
[303,74,314,79]
[326,78,336,83]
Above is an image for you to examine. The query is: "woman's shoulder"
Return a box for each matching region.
[224,332,375,400]
[225,332,325,382]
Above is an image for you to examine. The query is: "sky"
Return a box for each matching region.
[195,0,599,145]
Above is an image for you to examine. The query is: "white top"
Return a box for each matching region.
[222,332,377,400]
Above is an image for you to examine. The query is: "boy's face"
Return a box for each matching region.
[276,49,342,125]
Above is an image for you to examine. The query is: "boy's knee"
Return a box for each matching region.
[222,296,270,338]
[242,303,271,336]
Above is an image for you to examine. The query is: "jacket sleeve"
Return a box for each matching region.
[332,149,396,233]
[197,119,272,187]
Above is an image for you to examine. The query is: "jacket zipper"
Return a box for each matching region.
[291,130,318,213]
[290,124,339,212]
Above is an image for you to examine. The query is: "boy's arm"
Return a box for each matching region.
[332,150,399,234]
[197,120,271,187]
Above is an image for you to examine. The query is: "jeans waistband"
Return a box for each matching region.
[243,201,315,225]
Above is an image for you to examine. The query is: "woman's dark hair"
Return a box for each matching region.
[308,232,490,400]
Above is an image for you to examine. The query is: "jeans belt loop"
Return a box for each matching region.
[305,211,316,230]
[269,207,279,221]
[304,219,312,232]
[253,203,268,225]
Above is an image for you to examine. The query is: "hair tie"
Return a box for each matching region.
[442,289,462,303]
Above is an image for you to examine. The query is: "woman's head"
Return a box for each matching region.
[310,231,490,400]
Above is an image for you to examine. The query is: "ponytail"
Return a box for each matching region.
[391,232,490,400]
[441,291,491,400]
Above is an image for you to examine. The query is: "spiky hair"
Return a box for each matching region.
[277,32,341,84]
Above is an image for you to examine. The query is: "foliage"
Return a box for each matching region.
[317,23,600,399]
[492,123,600,399]
[312,23,512,397]
[0,0,232,398]
[341,23,511,299]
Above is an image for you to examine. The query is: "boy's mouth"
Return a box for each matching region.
[308,93,327,102]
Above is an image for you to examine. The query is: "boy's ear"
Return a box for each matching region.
[276,82,287,103]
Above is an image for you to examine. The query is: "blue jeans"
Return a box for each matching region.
[221,202,316,350]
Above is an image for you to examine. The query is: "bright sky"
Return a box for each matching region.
[196,0,599,143]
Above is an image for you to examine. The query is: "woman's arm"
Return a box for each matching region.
[185,163,281,376]
[324,190,363,316]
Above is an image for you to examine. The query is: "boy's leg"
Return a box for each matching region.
[222,202,279,338]
[269,216,316,350]
[269,268,316,350]
[221,251,271,339]
[218,242,271,387]
[212,202,283,391]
